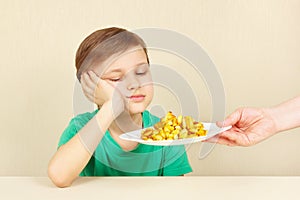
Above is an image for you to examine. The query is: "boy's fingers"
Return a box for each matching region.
[81,75,90,91]
[80,75,88,88]
[82,92,94,102]
[84,88,96,102]
[86,94,94,102]
[81,75,96,98]
[82,72,96,89]
[88,71,100,85]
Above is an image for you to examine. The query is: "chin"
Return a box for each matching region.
[128,108,146,115]
[128,104,147,115]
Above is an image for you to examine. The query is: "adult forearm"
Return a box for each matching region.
[269,95,300,133]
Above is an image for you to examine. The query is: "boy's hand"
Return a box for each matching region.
[80,71,98,103]
[80,71,125,116]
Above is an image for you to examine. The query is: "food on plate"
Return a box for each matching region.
[141,111,207,141]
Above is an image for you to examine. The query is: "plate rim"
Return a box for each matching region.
[119,123,232,146]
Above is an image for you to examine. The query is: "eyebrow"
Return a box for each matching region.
[134,61,148,67]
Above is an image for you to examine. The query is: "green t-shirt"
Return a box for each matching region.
[58,110,192,176]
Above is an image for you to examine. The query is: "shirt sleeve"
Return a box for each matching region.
[162,145,192,176]
[57,113,94,148]
[57,118,79,148]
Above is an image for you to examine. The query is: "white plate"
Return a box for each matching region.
[119,123,232,146]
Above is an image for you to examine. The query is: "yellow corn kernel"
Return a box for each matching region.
[172,118,177,124]
[167,120,173,126]
[154,135,163,140]
[164,125,174,132]
[196,123,203,128]
[161,132,166,139]
[172,129,179,135]
[163,126,168,132]
[165,131,170,138]
[197,130,207,136]
[169,125,174,131]
[167,136,174,140]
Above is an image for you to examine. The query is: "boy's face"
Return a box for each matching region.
[94,46,153,115]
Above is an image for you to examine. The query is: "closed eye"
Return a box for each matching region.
[109,78,121,82]
[136,68,148,76]
[136,71,146,75]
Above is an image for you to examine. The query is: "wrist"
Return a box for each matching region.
[264,107,282,134]
[94,103,114,132]
[100,100,123,119]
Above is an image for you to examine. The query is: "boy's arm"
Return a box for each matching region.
[48,72,124,187]
[47,102,114,188]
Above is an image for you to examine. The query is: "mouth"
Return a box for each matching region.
[128,94,146,102]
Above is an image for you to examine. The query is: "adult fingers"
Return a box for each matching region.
[216,108,244,128]
[204,135,237,146]
[220,130,253,147]
[219,130,239,141]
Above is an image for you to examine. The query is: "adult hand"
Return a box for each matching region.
[205,107,277,146]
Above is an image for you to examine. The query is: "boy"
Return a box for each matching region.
[48,27,192,187]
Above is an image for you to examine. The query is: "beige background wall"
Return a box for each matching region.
[0,0,299,176]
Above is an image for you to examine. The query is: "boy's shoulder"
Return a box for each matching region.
[58,110,99,148]
[74,109,98,120]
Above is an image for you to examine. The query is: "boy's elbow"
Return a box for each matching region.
[47,163,72,188]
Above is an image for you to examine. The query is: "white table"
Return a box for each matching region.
[1,176,299,199]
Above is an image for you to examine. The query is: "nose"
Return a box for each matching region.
[126,73,140,90]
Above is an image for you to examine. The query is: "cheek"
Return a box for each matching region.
[138,73,153,88]
[144,84,154,99]
[112,81,127,96]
